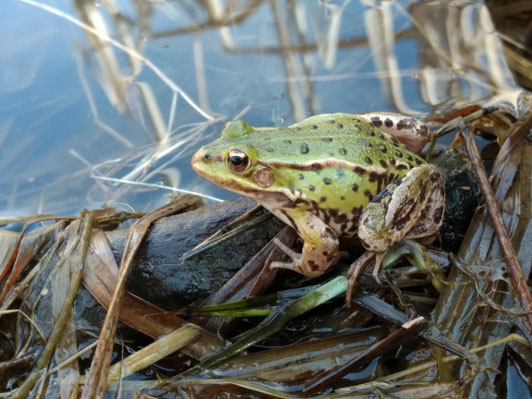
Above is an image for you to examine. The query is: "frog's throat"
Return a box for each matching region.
[194,167,296,207]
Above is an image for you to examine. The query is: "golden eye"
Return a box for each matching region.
[225,149,250,172]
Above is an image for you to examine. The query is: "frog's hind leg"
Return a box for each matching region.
[405,171,445,244]
[359,112,430,153]
[357,164,443,252]
[345,165,443,303]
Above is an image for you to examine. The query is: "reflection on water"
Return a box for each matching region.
[0,0,525,217]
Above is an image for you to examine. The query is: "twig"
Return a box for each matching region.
[460,122,532,333]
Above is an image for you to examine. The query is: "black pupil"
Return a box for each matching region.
[230,154,247,166]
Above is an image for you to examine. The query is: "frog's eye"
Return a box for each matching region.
[226,149,250,173]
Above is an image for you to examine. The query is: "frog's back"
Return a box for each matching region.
[248,114,424,172]
[244,113,426,238]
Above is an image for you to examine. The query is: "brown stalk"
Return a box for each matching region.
[460,122,532,333]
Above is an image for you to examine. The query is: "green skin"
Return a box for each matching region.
[191,113,444,283]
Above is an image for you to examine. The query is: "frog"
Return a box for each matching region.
[191,113,445,304]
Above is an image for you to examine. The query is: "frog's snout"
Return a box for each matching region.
[191,148,212,167]
[192,148,220,178]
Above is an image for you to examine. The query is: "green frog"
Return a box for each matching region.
[191,113,444,303]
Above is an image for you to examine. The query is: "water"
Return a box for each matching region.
[0,0,523,217]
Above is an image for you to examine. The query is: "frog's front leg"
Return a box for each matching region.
[346,164,444,303]
[270,210,339,278]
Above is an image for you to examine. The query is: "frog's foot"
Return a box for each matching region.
[270,237,302,273]
[270,229,339,278]
[345,251,386,307]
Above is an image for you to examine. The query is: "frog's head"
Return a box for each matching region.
[192,120,293,205]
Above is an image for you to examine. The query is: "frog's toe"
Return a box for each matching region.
[270,260,300,272]
[270,238,303,273]
[345,251,375,307]
[272,238,301,262]
[371,252,386,284]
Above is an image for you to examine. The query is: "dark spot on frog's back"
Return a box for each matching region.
[298,173,304,180]
[379,160,387,168]
[368,171,380,182]
[396,118,416,130]
[396,163,408,171]
[323,177,332,185]
[385,118,394,128]
[351,183,359,192]
[378,144,387,153]
[320,196,327,203]
[338,148,347,156]
[309,185,315,191]
[333,209,348,224]
[300,143,309,154]
[284,139,292,145]
[353,166,366,175]
[336,167,345,178]
[370,117,383,128]
[321,137,333,143]
[364,190,373,200]
[311,163,322,171]
[365,157,373,165]
[351,205,363,218]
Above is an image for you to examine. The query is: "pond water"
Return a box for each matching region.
[0,0,524,217]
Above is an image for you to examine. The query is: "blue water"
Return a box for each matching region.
[0,0,520,218]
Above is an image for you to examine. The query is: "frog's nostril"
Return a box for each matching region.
[204,153,211,160]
